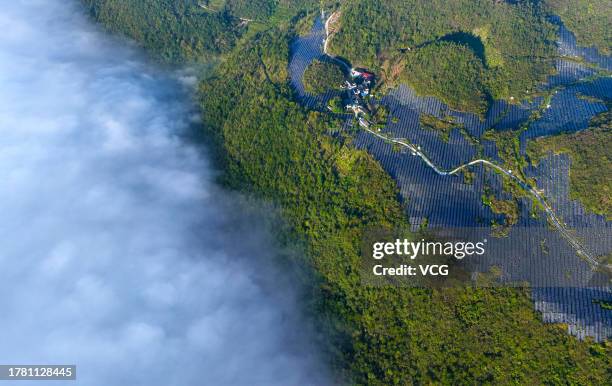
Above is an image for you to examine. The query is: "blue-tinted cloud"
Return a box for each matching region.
[0,1,327,385]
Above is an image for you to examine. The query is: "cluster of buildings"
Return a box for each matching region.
[343,68,376,128]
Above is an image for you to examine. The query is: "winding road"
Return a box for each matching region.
[321,11,600,269]
[362,125,598,268]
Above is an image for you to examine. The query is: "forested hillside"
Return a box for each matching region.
[81,0,240,63]
[302,60,345,94]
[400,41,489,114]
[545,0,612,55]
[198,27,610,385]
[225,0,278,20]
[328,0,557,113]
[82,1,612,384]
[202,0,323,19]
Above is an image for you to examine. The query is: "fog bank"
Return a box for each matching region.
[0,1,327,384]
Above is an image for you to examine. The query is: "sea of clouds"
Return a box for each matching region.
[0,1,328,385]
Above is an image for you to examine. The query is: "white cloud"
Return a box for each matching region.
[0,1,328,385]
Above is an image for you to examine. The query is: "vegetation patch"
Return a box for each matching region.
[302,59,345,95]
[399,42,488,114]
[225,0,278,21]
[294,10,317,36]
[483,194,520,236]
[200,0,227,12]
[420,113,465,142]
[593,298,612,311]
[527,109,611,219]
[370,104,389,129]
[481,162,530,236]
[327,96,344,113]
[483,129,527,179]
[472,25,504,68]
[545,0,612,55]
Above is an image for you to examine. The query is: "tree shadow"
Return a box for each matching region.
[439,32,487,66]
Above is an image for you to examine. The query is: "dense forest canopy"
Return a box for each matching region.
[328,0,558,113]
[81,0,240,63]
[545,0,612,55]
[81,0,323,63]
[225,0,278,20]
[400,41,489,114]
[302,60,346,94]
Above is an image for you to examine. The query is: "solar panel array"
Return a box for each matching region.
[289,16,612,340]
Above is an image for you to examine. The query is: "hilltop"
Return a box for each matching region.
[327,0,558,114]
